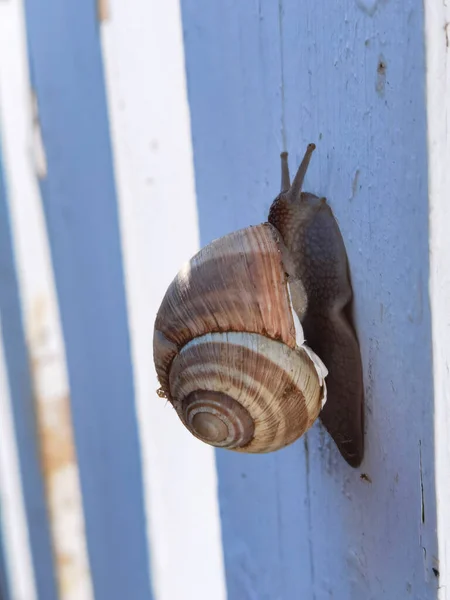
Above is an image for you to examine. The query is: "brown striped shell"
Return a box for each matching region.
[153,223,327,453]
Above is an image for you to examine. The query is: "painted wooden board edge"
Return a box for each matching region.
[424,0,450,594]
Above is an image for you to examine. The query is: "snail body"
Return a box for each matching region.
[154,144,364,466]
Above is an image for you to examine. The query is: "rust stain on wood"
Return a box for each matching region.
[97,0,110,22]
[35,393,76,478]
[29,294,93,599]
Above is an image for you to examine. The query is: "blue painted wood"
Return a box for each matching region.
[21,3,153,599]
[180,0,438,598]
[0,138,58,600]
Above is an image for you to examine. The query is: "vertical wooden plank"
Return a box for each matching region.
[424,0,450,593]
[180,0,439,598]
[21,2,153,598]
[179,3,313,598]
[0,2,94,598]
[100,1,226,599]
[0,144,57,600]
[280,1,438,598]
[0,316,38,600]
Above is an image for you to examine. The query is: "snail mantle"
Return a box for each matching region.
[153,144,364,468]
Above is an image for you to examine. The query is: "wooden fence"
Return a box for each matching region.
[0,1,448,599]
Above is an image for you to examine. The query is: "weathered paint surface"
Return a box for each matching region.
[100,1,226,598]
[0,141,57,600]
[20,1,153,598]
[0,1,93,597]
[180,0,438,598]
[424,0,450,595]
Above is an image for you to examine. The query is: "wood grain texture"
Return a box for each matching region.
[180,0,438,597]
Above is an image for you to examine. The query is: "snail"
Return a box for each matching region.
[153,144,364,467]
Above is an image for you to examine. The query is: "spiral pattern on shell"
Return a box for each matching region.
[181,391,255,448]
[169,332,323,452]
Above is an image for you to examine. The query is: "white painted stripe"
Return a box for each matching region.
[0,316,38,600]
[424,0,450,593]
[100,2,227,599]
[0,2,93,599]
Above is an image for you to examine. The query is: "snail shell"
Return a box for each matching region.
[154,223,327,452]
